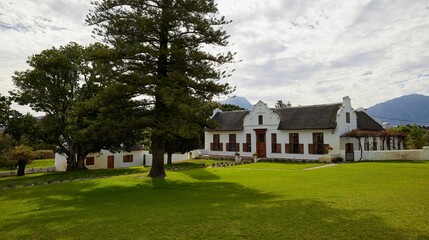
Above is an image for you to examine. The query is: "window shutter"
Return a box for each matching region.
[308,144,314,154]
[285,144,291,153]
[299,144,304,154]
[276,144,281,153]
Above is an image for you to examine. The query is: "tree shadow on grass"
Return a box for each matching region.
[0,168,427,240]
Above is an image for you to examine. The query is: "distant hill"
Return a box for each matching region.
[367,94,429,126]
[220,96,254,110]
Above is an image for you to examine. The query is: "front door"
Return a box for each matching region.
[345,143,354,161]
[107,156,114,169]
[254,129,267,158]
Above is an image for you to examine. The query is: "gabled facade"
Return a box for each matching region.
[205,96,391,161]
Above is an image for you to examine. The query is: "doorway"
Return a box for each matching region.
[107,156,114,169]
[254,129,267,158]
[345,143,354,161]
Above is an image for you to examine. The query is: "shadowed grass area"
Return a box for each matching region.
[0,162,428,239]
[0,167,147,188]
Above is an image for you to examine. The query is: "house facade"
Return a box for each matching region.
[204,96,401,161]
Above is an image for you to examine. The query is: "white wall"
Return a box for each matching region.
[357,146,429,161]
[55,150,190,171]
[336,96,358,136]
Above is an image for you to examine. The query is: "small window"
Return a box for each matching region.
[246,134,251,144]
[346,112,350,123]
[229,134,236,144]
[258,115,263,125]
[123,155,133,163]
[86,157,95,166]
[213,134,220,143]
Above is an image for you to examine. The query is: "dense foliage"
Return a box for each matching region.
[11,42,143,171]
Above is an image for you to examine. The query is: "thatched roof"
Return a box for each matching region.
[274,104,341,130]
[209,110,250,131]
[355,111,384,131]
[207,104,385,132]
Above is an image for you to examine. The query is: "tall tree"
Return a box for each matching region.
[87,0,234,178]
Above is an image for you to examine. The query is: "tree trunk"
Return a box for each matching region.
[149,141,166,178]
[76,146,88,170]
[167,152,173,165]
[67,143,77,171]
[358,137,363,161]
[17,160,26,176]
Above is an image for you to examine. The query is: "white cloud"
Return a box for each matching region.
[1,0,428,114]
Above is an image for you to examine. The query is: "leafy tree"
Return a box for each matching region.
[275,100,291,108]
[0,133,15,169]
[9,145,37,176]
[87,0,234,178]
[405,124,428,149]
[11,42,141,171]
[4,113,40,146]
[220,103,244,111]
[0,94,11,128]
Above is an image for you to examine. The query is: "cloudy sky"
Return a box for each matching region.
[1,0,428,114]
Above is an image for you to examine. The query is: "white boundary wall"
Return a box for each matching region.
[354,146,429,161]
[55,150,190,171]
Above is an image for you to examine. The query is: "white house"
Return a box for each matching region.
[204,96,403,162]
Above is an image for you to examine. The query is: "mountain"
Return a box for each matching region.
[220,96,254,110]
[367,94,429,126]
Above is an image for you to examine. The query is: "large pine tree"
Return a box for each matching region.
[87,0,234,177]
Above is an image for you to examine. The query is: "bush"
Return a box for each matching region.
[332,157,344,163]
[0,155,16,169]
[35,150,55,159]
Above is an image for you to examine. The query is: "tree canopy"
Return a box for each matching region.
[11,42,143,171]
[87,0,235,177]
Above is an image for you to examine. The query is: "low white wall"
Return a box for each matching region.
[55,151,190,171]
[356,146,429,161]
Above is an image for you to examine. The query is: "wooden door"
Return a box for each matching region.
[107,156,114,169]
[254,129,267,158]
[345,143,354,161]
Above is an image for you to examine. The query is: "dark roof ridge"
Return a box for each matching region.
[273,102,341,110]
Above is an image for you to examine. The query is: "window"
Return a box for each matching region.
[271,133,281,153]
[86,157,94,166]
[258,115,263,125]
[211,134,222,151]
[309,133,327,154]
[123,155,133,163]
[346,112,350,123]
[227,134,238,151]
[287,133,303,154]
[243,133,252,152]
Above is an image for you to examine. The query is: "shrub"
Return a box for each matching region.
[332,157,344,163]
[35,150,55,159]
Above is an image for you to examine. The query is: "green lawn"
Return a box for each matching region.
[0,161,428,239]
[27,158,55,168]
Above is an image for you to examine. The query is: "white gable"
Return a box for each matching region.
[243,101,280,127]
